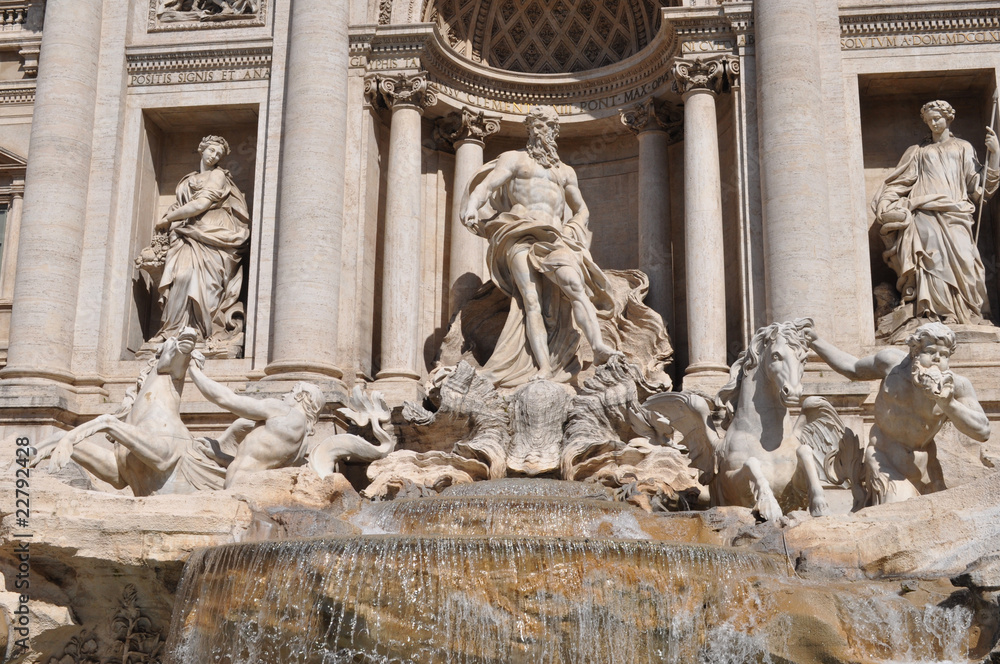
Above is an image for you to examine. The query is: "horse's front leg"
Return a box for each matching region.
[32,415,120,471]
[100,419,179,473]
[739,457,783,522]
[795,445,830,517]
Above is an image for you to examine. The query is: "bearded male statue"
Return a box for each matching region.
[460,106,622,388]
[805,321,989,505]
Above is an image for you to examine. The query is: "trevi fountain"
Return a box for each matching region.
[2,0,1000,662]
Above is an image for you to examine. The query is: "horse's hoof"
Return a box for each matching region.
[753,499,783,523]
[809,497,830,517]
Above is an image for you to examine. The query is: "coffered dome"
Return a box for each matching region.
[425,0,664,74]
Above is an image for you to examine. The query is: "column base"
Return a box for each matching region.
[373,374,425,406]
[263,360,344,382]
[682,365,731,395]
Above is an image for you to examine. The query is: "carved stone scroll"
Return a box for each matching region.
[364,72,438,110]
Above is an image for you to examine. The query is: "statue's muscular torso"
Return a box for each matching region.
[501,150,575,226]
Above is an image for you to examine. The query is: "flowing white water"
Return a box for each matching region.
[162,482,987,664]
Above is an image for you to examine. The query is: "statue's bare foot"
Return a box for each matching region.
[592,345,622,365]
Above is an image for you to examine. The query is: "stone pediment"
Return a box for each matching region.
[0,145,26,175]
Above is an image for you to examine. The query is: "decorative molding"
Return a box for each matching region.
[670,54,735,96]
[0,81,33,104]
[351,8,738,121]
[46,585,164,664]
[126,45,272,87]
[378,0,393,25]
[365,72,438,110]
[839,4,1000,50]
[147,0,267,33]
[435,106,500,147]
[619,97,681,139]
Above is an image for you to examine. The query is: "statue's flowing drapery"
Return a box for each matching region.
[874,137,999,324]
[463,159,671,390]
[157,168,250,341]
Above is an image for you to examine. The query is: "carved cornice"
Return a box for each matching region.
[670,55,736,96]
[437,107,500,146]
[126,44,272,86]
[350,7,737,123]
[839,2,1000,50]
[619,98,681,140]
[365,72,438,110]
[0,81,33,104]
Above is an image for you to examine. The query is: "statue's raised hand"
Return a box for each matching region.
[461,208,479,230]
[987,126,999,154]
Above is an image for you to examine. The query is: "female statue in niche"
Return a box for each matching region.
[143,135,250,358]
[873,100,1000,338]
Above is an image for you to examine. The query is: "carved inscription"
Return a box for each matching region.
[841,31,1000,50]
[129,67,270,87]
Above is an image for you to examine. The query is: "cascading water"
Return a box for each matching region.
[163,481,989,664]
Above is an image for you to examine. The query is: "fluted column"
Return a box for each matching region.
[368,73,436,387]
[755,0,831,324]
[265,0,350,381]
[673,57,732,380]
[439,108,500,317]
[620,99,679,333]
[1,0,103,384]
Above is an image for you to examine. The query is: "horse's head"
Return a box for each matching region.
[156,327,198,379]
[729,319,811,409]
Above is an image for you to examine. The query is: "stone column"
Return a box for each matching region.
[620,99,679,333]
[1,186,23,301]
[368,73,436,393]
[265,0,350,381]
[673,57,732,382]
[755,0,831,325]
[1,0,103,384]
[439,108,500,317]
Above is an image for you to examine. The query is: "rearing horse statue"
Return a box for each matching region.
[643,319,857,521]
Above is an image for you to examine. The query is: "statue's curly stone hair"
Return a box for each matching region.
[198,135,231,156]
[920,100,956,124]
[906,321,957,355]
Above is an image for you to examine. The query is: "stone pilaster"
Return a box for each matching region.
[672,56,735,387]
[367,72,437,396]
[438,108,500,317]
[265,0,350,382]
[620,98,680,335]
[755,0,832,326]
[1,0,103,384]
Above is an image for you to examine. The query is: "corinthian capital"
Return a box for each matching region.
[670,56,738,96]
[619,98,682,140]
[364,72,438,111]
[438,107,501,147]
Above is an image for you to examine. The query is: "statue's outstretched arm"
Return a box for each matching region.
[188,364,279,422]
[808,338,897,382]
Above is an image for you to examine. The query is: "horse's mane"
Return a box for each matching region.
[714,319,811,429]
[113,352,161,419]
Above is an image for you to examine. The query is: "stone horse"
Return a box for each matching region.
[643,319,856,521]
[31,328,225,495]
